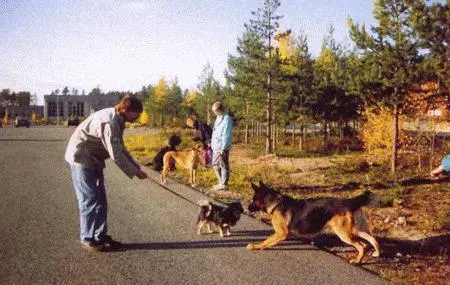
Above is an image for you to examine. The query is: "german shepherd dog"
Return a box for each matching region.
[196,200,244,237]
[247,181,380,264]
[160,144,203,187]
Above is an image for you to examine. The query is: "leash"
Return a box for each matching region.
[146,174,200,207]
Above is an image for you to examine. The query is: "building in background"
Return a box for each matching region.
[0,105,44,119]
[43,93,122,121]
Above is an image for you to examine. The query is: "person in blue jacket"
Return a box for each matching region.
[210,102,234,191]
[430,154,450,178]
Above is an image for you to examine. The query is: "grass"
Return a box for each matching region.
[125,130,449,284]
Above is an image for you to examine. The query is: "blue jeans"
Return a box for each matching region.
[70,164,108,242]
[212,150,230,186]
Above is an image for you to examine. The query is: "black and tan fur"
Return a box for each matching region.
[196,200,244,238]
[246,181,381,264]
[160,144,203,187]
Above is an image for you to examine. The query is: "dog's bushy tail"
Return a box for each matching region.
[196,200,212,225]
[348,190,373,211]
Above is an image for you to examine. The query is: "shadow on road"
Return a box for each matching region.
[124,239,264,250]
[122,230,321,251]
[300,233,449,259]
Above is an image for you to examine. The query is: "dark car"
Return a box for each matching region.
[14,116,30,128]
[67,117,80,127]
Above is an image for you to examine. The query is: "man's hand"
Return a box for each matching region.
[136,170,148,179]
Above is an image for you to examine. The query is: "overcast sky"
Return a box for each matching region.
[1,0,376,105]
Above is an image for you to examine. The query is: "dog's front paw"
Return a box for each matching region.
[246,243,255,250]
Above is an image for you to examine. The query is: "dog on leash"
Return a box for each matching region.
[160,144,203,187]
[196,200,244,238]
[246,181,381,264]
[146,135,182,171]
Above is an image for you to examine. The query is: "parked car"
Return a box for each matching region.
[14,116,30,128]
[67,117,80,127]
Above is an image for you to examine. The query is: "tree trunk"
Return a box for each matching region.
[322,121,328,147]
[256,122,260,143]
[272,112,276,152]
[292,123,296,146]
[430,118,436,172]
[272,123,277,152]
[245,122,249,144]
[391,104,399,175]
[299,123,304,151]
[251,120,255,139]
[266,79,273,154]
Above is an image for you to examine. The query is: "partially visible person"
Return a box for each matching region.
[210,102,234,191]
[148,134,181,171]
[65,96,148,252]
[430,154,450,179]
[186,115,213,166]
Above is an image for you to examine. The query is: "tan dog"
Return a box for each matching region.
[160,144,203,187]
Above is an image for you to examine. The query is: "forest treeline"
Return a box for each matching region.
[2,0,448,174]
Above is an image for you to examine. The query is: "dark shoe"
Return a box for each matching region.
[81,240,104,252]
[98,235,123,250]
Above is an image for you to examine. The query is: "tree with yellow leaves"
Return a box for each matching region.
[153,78,170,127]
[3,114,9,125]
[139,111,150,126]
[31,112,38,122]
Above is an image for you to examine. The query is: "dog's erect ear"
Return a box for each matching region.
[259,180,267,189]
[251,183,259,192]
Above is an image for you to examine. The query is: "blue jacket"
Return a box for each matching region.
[211,113,233,152]
[442,154,450,171]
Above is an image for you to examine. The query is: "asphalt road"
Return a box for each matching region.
[0,127,388,285]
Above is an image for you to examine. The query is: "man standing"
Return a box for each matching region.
[65,96,148,251]
[210,102,234,191]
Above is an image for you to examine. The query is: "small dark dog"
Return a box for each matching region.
[146,135,182,171]
[196,200,244,238]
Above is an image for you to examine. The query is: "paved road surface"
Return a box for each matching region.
[0,127,387,284]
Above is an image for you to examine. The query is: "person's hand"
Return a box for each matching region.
[136,170,148,179]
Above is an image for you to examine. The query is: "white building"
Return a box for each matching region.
[44,94,122,121]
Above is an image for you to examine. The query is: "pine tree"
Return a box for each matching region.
[348,0,422,174]
[196,63,222,124]
[230,0,283,153]
[279,31,314,148]
[408,0,449,103]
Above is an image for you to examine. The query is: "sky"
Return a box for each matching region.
[1,0,376,105]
